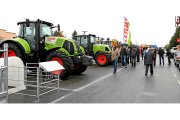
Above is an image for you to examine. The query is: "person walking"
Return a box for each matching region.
[166,48,172,65]
[111,46,120,74]
[126,48,130,64]
[144,48,154,76]
[143,48,147,65]
[141,48,144,60]
[158,47,165,65]
[152,48,157,66]
[131,46,137,68]
[120,45,127,68]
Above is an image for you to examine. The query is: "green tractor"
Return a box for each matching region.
[0,19,93,80]
[74,34,111,66]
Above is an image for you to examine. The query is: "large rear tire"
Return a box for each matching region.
[1,43,24,61]
[45,51,73,80]
[95,51,109,66]
[72,64,88,75]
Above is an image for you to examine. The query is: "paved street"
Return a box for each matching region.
[8,56,180,103]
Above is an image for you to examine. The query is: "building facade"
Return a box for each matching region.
[0,29,16,40]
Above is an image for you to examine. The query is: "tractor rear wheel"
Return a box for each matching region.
[72,64,88,75]
[45,51,73,80]
[95,52,109,66]
[1,43,24,61]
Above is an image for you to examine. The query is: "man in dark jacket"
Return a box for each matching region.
[120,45,127,68]
[158,47,165,65]
[166,49,172,65]
[131,46,137,68]
[144,48,154,76]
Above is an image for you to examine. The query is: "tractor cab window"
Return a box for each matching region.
[18,23,35,50]
[63,41,74,55]
[40,24,52,37]
[81,36,88,45]
[80,36,89,52]
[76,36,81,45]
[90,36,95,43]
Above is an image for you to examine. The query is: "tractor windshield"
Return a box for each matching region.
[90,35,96,43]
[18,23,36,50]
[80,36,88,45]
[40,24,53,37]
[74,41,82,53]
[18,23,35,38]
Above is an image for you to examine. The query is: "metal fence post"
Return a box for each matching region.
[37,67,40,102]
[4,44,8,102]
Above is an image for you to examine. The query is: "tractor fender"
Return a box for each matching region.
[94,51,102,58]
[45,47,61,57]
[0,40,26,57]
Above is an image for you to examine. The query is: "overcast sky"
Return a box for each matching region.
[0,0,179,47]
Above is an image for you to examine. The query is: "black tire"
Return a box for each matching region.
[72,64,88,75]
[95,51,109,66]
[0,43,24,62]
[45,51,73,80]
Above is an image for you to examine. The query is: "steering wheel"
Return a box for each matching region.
[24,34,32,38]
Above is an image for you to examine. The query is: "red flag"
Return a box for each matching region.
[123,17,129,43]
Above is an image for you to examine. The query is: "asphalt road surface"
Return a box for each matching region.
[8,55,180,103]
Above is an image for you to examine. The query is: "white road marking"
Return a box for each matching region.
[174,74,177,78]
[50,93,73,103]
[142,92,156,97]
[50,68,122,103]
[74,68,121,92]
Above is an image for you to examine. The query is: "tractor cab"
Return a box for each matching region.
[75,34,96,55]
[17,19,55,51]
[17,19,60,60]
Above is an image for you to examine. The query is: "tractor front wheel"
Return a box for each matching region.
[45,51,73,80]
[1,43,24,61]
[95,52,109,66]
[72,64,88,75]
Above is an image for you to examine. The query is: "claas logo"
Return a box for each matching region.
[48,37,56,41]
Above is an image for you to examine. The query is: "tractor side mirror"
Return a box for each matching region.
[26,19,30,27]
[58,24,60,32]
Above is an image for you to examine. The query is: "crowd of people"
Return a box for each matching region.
[111,45,174,76]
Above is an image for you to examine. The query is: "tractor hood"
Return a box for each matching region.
[94,44,111,47]
[45,36,81,56]
[93,44,111,54]
[45,37,64,46]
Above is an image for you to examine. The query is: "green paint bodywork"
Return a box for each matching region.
[80,46,85,54]
[14,37,31,54]
[93,44,111,54]
[45,36,79,56]
[7,36,81,57]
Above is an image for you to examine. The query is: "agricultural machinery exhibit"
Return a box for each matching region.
[74,34,112,66]
[0,19,93,80]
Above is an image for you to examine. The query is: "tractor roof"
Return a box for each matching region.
[75,34,96,37]
[17,19,53,26]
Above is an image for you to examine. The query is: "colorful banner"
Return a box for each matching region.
[128,30,132,46]
[123,17,130,43]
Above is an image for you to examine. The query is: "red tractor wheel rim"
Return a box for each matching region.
[51,57,64,74]
[97,54,107,65]
[1,50,16,57]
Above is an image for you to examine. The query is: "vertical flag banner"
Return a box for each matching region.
[123,17,130,43]
[128,31,132,46]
